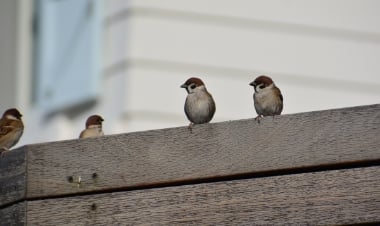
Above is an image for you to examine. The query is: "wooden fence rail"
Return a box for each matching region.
[1,104,380,225]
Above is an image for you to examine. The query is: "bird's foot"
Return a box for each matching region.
[0,147,10,158]
[255,115,264,123]
[187,123,194,133]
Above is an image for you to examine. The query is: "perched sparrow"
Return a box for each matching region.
[0,108,24,155]
[79,115,104,139]
[181,77,216,130]
[249,75,283,122]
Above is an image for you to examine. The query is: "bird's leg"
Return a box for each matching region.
[0,147,10,158]
[188,122,194,133]
[255,115,263,123]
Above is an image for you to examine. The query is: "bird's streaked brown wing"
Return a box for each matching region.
[273,86,283,114]
[0,118,14,136]
[0,119,24,148]
[0,120,23,135]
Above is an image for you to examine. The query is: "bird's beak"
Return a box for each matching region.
[180,84,187,88]
[249,81,256,87]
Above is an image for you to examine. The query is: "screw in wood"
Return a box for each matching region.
[67,176,74,183]
[92,172,98,179]
[91,203,97,211]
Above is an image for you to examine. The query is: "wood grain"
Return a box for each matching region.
[0,147,26,207]
[23,104,380,199]
[26,166,380,225]
[0,202,25,226]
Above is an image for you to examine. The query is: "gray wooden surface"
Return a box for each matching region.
[0,202,25,226]
[0,147,26,207]
[25,166,380,225]
[0,103,377,207]
[25,104,380,199]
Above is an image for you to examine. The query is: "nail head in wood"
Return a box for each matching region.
[92,173,98,179]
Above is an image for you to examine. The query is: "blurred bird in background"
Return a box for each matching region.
[0,108,24,156]
[79,115,104,138]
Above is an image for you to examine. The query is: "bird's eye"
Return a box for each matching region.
[190,84,196,89]
[259,84,265,89]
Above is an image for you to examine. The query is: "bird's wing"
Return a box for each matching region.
[0,119,14,136]
[273,86,283,102]
[0,119,23,135]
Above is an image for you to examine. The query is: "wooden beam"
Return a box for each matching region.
[25,166,380,225]
[1,104,379,206]
[0,147,26,207]
[26,104,380,199]
[0,202,26,225]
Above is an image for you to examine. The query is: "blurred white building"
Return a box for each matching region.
[1,0,380,147]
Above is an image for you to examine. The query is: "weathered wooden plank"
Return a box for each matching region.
[0,147,26,207]
[26,166,380,225]
[24,104,380,199]
[0,202,26,226]
[22,104,380,199]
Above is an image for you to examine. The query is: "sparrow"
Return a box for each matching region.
[249,75,283,122]
[181,77,216,131]
[0,108,24,156]
[79,115,104,139]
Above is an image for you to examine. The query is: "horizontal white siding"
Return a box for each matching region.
[131,0,380,33]
[126,12,380,82]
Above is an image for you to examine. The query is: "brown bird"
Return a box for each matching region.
[249,75,283,122]
[0,108,24,156]
[181,77,216,131]
[79,115,104,138]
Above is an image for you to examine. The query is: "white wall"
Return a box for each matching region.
[0,0,32,109]
[104,0,380,133]
[1,0,380,147]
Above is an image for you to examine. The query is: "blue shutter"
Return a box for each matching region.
[35,0,101,111]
